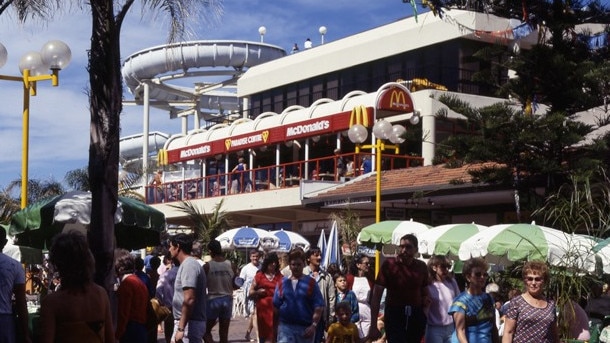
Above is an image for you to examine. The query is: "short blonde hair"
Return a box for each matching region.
[522,260,549,283]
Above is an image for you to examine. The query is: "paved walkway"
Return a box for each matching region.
[157,315,254,343]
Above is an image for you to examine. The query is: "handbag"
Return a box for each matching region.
[149,297,171,324]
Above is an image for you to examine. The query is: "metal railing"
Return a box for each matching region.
[145,152,423,204]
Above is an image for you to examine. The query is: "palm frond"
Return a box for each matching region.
[168,199,231,246]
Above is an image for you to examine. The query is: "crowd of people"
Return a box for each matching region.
[5,230,610,343]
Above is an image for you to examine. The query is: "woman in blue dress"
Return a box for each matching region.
[448,258,499,343]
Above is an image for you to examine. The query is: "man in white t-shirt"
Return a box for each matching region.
[240,250,261,340]
[170,234,208,343]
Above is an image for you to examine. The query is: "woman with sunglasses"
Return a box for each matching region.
[448,257,499,343]
[425,255,460,343]
[347,253,374,339]
[502,261,558,343]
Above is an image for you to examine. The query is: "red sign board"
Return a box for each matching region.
[377,87,414,113]
[166,107,373,163]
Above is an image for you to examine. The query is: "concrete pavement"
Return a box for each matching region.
[157,315,254,343]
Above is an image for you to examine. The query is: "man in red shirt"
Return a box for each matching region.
[368,234,429,343]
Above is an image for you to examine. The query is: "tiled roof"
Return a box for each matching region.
[306,163,498,201]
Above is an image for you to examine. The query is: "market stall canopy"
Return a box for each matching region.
[8,191,166,250]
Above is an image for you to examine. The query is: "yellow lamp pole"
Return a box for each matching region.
[354,138,400,276]
[0,41,71,209]
[348,84,419,277]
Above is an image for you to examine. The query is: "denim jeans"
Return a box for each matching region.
[277,322,315,343]
[425,323,454,343]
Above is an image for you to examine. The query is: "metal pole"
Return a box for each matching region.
[375,138,381,277]
[20,71,31,209]
[143,82,150,180]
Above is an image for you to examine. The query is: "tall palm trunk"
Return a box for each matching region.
[88,0,125,291]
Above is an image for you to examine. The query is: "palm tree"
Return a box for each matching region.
[65,167,90,191]
[0,188,19,225]
[170,199,232,247]
[6,178,64,206]
[64,166,145,201]
[2,0,223,289]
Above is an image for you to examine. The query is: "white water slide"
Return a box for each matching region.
[122,40,286,118]
[120,41,286,170]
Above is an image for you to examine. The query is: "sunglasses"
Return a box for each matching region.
[472,272,489,278]
[399,244,414,249]
[525,276,543,283]
[359,261,370,265]
[437,264,451,269]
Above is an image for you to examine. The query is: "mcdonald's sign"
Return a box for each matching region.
[349,105,371,128]
[157,149,168,166]
[377,87,414,113]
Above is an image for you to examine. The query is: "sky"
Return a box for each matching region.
[0,0,420,189]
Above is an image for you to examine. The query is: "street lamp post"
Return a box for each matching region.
[0,40,71,209]
[348,91,419,276]
[319,26,327,45]
[258,26,267,43]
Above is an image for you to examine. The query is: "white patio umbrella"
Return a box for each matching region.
[417,223,488,257]
[458,222,600,272]
[589,236,610,274]
[215,227,279,251]
[271,229,310,252]
[390,219,432,245]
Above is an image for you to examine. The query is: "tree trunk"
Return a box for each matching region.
[88,0,122,291]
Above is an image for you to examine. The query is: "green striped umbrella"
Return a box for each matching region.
[458,223,599,272]
[418,223,488,257]
[357,219,430,246]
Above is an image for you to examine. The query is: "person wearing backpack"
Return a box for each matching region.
[273,248,325,343]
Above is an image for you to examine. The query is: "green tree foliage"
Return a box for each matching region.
[6,178,64,206]
[0,189,19,225]
[534,169,610,237]
[329,208,361,266]
[64,167,90,191]
[428,1,610,220]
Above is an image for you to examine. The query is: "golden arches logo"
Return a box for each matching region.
[349,105,369,128]
[157,149,168,165]
[389,90,407,109]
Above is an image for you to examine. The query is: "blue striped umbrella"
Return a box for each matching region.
[216,226,278,250]
[271,229,310,252]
